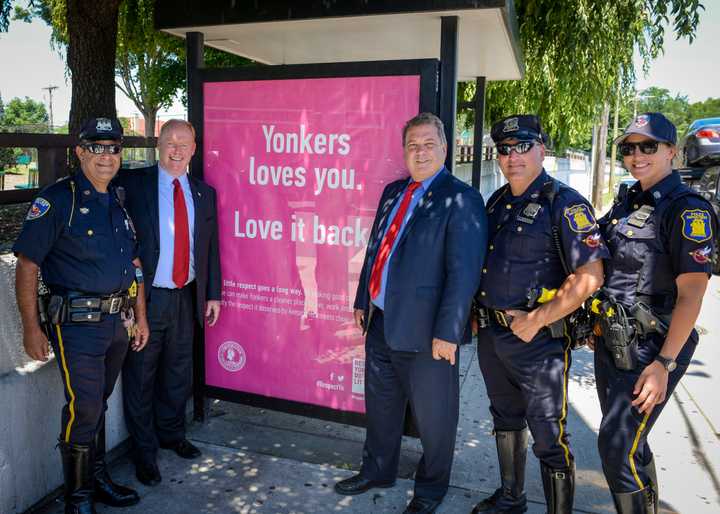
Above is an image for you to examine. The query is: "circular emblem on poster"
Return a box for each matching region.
[218,341,246,372]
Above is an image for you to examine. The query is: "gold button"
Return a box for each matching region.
[482,268,487,274]
[87,229,94,236]
[506,204,512,210]
[626,230,634,236]
[611,219,618,225]
[517,226,523,232]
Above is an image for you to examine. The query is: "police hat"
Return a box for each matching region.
[613,112,677,146]
[78,117,123,142]
[491,114,546,144]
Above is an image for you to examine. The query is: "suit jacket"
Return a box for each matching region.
[117,165,222,323]
[354,169,487,352]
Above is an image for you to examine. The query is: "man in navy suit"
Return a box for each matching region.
[334,112,487,514]
[118,119,221,486]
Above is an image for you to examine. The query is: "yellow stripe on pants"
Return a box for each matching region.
[55,324,76,442]
[557,328,572,468]
[629,412,651,488]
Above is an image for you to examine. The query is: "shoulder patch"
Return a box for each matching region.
[681,209,712,243]
[26,197,51,220]
[564,204,597,233]
[689,246,712,264]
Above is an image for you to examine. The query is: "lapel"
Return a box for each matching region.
[144,165,160,247]
[395,170,450,248]
[187,175,202,260]
[373,181,408,242]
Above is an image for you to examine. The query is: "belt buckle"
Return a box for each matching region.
[495,310,509,328]
[109,296,122,314]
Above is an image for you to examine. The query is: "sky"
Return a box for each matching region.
[0,5,718,127]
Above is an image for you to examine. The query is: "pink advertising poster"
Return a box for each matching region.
[203,75,420,414]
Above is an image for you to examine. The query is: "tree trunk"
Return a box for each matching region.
[66,0,122,137]
[591,101,610,211]
[607,77,622,197]
[144,110,157,164]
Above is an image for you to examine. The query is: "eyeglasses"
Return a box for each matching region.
[618,141,660,156]
[496,140,538,156]
[81,143,122,155]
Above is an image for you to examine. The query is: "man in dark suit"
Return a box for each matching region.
[334,113,487,514]
[118,119,221,486]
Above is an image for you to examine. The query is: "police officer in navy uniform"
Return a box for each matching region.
[472,115,607,514]
[593,113,716,513]
[14,117,150,514]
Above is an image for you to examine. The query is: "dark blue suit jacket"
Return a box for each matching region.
[116,165,222,323]
[354,170,487,352]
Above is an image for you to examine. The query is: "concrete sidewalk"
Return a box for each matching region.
[32,333,720,514]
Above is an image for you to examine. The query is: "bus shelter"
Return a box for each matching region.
[153,0,524,427]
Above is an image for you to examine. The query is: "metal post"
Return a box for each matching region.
[440,16,458,171]
[471,77,486,191]
[186,31,207,422]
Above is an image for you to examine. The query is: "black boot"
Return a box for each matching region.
[644,458,659,513]
[612,487,655,514]
[540,462,574,514]
[471,429,528,513]
[59,441,97,514]
[93,419,140,507]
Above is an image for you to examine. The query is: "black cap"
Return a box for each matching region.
[491,114,545,144]
[614,112,676,145]
[78,117,123,142]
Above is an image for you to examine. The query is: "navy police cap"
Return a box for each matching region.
[491,114,546,144]
[78,117,123,142]
[614,112,677,145]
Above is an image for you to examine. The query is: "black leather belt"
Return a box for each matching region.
[66,292,132,316]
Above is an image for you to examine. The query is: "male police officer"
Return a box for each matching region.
[472,115,606,514]
[14,117,149,514]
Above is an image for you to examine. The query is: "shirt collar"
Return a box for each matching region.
[410,166,445,192]
[509,168,549,202]
[628,170,680,205]
[158,164,188,186]
[75,169,108,203]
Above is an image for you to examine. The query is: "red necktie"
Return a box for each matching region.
[368,181,422,299]
[172,178,190,288]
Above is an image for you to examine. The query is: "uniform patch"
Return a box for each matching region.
[564,204,597,233]
[681,209,712,243]
[503,117,519,133]
[689,246,712,264]
[584,233,602,248]
[26,197,51,220]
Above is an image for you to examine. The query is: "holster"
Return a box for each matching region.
[598,301,638,371]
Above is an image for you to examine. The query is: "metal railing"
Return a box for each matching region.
[0,132,157,205]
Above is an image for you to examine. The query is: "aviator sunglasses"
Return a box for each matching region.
[496,140,539,156]
[81,143,123,155]
[618,140,660,156]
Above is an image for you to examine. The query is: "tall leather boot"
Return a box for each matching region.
[612,487,655,514]
[93,418,140,507]
[540,461,575,514]
[643,458,659,513]
[59,441,97,514]
[471,429,528,513]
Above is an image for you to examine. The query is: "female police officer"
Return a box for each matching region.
[593,112,716,513]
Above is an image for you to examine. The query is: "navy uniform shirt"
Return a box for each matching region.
[479,170,609,310]
[599,170,716,313]
[13,170,138,295]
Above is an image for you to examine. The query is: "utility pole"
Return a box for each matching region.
[42,85,58,132]
[608,75,622,197]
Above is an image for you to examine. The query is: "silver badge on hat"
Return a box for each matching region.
[96,118,113,132]
[503,117,519,133]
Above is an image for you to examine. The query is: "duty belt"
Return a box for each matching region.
[44,290,135,324]
[492,309,515,328]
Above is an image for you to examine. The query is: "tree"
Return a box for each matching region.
[1,96,48,132]
[466,0,704,151]
[0,93,15,170]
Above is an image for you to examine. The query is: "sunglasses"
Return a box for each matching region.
[618,141,660,156]
[82,143,122,155]
[496,140,538,156]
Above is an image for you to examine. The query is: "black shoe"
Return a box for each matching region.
[135,460,162,487]
[333,474,395,496]
[471,488,527,513]
[93,418,140,506]
[403,496,443,514]
[160,439,201,459]
[59,441,97,514]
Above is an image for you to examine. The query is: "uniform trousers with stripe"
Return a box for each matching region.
[594,332,695,492]
[48,315,129,444]
[361,309,460,501]
[477,322,573,470]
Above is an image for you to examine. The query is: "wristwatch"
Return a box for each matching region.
[654,354,677,372]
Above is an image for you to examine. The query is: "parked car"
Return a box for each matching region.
[681,117,720,167]
[691,165,720,274]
